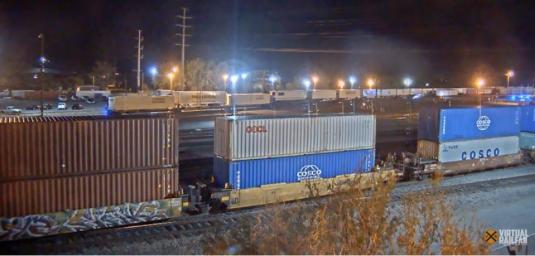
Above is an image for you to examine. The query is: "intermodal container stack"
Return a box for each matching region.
[0,115,180,217]
[213,114,376,189]
[417,106,520,163]
[519,105,535,150]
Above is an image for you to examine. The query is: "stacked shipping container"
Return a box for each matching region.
[0,115,180,217]
[417,106,520,163]
[519,105,535,150]
[213,114,376,189]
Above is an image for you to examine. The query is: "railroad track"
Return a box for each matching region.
[3,171,535,254]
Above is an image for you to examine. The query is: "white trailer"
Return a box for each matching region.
[227,93,271,106]
[108,95,175,112]
[173,91,226,108]
[337,89,361,99]
[310,90,337,100]
[270,90,307,101]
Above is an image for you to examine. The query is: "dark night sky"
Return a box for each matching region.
[1,0,535,87]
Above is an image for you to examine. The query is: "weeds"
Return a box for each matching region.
[207,173,489,254]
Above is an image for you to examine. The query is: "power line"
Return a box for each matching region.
[176,7,191,90]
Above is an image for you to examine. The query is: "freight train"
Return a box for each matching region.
[107,86,520,113]
[2,103,535,240]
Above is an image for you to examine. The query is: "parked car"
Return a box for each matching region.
[72,103,84,110]
[70,95,79,101]
[43,103,53,110]
[25,105,38,110]
[57,95,68,101]
[57,102,67,110]
[1,106,22,115]
[85,97,96,104]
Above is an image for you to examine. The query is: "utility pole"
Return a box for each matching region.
[176,7,191,90]
[135,29,144,92]
[38,33,45,117]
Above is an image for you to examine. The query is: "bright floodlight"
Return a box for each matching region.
[167,72,174,79]
[240,73,248,79]
[222,74,229,81]
[348,76,357,86]
[149,67,158,76]
[230,75,239,84]
[302,79,311,89]
[403,77,413,87]
[172,66,179,73]
[39,56,47,64]
[269,74,278,84]
[367,78,376,88]
[311,75,319,84]
[338,79,346,89]
[506,70,514,78]
[475,78,485,88]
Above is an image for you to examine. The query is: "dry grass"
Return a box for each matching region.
[206,173,489,254]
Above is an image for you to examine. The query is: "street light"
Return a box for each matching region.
[167,73,175,90]
[172,66,179,73]
[149,67,158,76]
[403,77,413,95]
[311,75,319,89]
[475,77,485,88]
[505,70,514,88]
[241,73,248,80]
[337,79,346,89]
[230,74,239,85]
[222,74,229,92]
[303,79,312,113]
[269,74,278,90]
[348,76,357,88]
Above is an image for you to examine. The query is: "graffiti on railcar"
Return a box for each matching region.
[0,198,181,241]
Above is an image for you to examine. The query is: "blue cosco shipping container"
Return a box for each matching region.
[418,106,520,142]
[520,105,535,132]
[213,149,375,189]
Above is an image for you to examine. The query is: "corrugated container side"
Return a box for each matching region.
[0,117,178,180]
[214,117,230,160]
[439,107,520,142]
[435,136,519,163]
[216,115,375,160]
[419,106,520,142]
[417,108,440,141]
[0,168,179,217]
[213,149,375,189]
[520,105,535,132]
[311,90,337,100]
[417,140,438,159]
[337,89,361,99]
[520,132,535,150]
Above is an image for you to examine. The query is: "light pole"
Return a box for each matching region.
[222,74,229,92]
[338,79,346,113]
[311,75,318,90]
[303,79,312,114]
[475,77,485,112]
[367,78,376,114]
[230,75,239,116]
[349,76,357,113]
[505,70,514,88]
[269,74,278,91]
[167,73,175,90]
[403,77,413,95]
[149,67,158,88]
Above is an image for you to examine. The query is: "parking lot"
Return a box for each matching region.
[0,97,108,117]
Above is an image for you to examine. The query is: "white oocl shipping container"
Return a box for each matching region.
[310,90,337,100]
[417,136,519,163]
[214,114,376,160]
[337,89,361,99]
[108,95,174,112]
[173,91,226,107]
[227,93,271,106]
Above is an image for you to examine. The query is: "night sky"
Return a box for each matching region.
[1,0,535,87]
